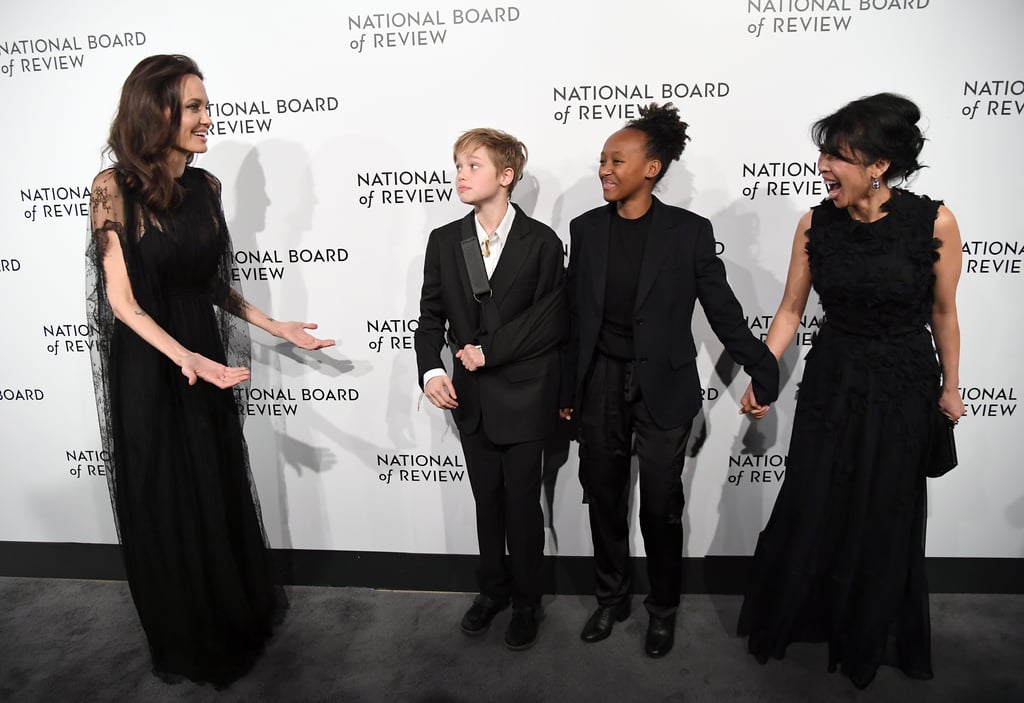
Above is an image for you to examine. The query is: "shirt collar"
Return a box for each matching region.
[475,201,516,243]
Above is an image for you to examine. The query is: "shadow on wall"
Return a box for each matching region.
[205,140,355,552]
[511,171,576,551]
[699,190,807,557]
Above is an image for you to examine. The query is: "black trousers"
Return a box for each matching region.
[460,431,545,608]
[579,354,691,618]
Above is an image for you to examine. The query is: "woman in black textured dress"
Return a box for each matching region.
[736,93,966,689]
[86,54,334,687]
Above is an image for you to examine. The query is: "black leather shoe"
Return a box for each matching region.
[580,601,631,643]
[459,594,509,636]
[504,606,540,650]
[644,613,676,657]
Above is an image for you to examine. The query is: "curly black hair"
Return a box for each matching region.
[624,102,690,184]
[812,92,926,184]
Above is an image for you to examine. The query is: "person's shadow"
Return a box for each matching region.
[687,193,805,463]
[700,191,804,557]
[206,141,354,554]
[515,171,575,556]
[691,189,818,630]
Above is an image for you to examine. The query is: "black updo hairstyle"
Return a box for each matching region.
[812,92,926,184]
[625,102,690,185]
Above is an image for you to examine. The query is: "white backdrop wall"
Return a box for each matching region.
[1,0,1021,560]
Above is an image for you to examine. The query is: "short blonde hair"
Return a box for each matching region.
[453,128,528,195]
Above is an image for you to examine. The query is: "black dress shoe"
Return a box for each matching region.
[580,601,631,643]
[504,606,539,650]
[644,613,676,657]
[459,594,509,636]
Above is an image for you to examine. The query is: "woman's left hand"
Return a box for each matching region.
[278,321,336,350]
[939,386,966,424]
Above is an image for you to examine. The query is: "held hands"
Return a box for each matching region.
[424,375,459,409]
[277,321,336,350]
[455,344,485,372]
[180,352,250,389]
[559,408,574,421]
[739,382,770,420]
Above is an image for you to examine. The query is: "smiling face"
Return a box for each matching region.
[599,128,660,209]
[818,145,889,211]
[173,74,211,157]
[454,145,512,208]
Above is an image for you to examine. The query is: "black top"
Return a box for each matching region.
[808,189,942,336]
[597,205,653,359]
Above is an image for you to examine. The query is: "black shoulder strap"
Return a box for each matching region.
[460,236,502,335]
[460,236,491,298]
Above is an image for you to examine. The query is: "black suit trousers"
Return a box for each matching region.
[460,431,545,608]
[579,354,691,618]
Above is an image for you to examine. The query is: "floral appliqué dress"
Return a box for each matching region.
[738,190,944,688]
[87,166,285,687]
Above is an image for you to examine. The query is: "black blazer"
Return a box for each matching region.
[560,197,778,429]
[415,203,567,445]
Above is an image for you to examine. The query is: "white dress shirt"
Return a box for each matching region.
[477,201,516,278]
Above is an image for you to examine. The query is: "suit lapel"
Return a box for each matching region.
[633,197,675,312]
[589,204,612,311]
[488,203,533,304]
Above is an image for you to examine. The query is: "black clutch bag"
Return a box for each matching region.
[926,411,958,478]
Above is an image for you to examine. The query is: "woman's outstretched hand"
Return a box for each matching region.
[278,321,336,350]
[180,352,250,389]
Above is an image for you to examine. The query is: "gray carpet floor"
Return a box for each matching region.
[1,577,1021,702]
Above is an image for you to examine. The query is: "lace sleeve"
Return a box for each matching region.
[197,171,241,311]
[199,168,252,382]
[86,168,126,538]
[90,169,127,253]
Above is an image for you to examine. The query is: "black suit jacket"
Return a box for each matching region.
[560,197,778,429]
[415,203,567,445]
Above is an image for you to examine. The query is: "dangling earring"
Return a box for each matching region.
[871,176,881,190]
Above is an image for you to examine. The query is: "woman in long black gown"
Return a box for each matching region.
[736,93,966,689]
[86,54,334,687]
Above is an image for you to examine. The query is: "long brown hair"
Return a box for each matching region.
[106,54,203,211]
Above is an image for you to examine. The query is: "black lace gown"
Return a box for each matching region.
[87,166,285,687]
[737,190,943,688]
